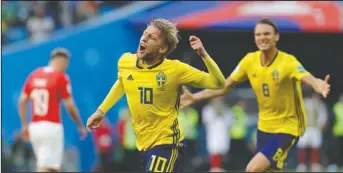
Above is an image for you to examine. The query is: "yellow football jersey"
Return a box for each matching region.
[230,50,311,136]
[99,52,225,151]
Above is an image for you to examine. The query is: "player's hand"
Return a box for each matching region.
[86,110,105,132]
[315,75,331,98]
[189,35,208,58]
[78,126,88,140]
[21,125,29,142]
[180,86,196,109]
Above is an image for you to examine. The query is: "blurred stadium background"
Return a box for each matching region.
[2,1,343,172]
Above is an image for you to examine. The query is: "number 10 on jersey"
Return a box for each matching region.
[138,87,153,104]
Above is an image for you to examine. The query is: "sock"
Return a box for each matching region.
[210,154,222,169]
[311,148,320,164]
[298,148,307,165]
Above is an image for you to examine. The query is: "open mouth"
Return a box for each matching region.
[260,42,269,47]
[139,44,146,51]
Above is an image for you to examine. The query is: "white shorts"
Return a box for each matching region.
[206,131,231,154]
[29,121,64,169]
[297,127,322,148]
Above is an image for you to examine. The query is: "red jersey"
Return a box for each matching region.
[22,66,72,123]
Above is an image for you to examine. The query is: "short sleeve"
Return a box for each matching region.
[289,56,311,81]
[230,54,249,83]
[59,74,72,99]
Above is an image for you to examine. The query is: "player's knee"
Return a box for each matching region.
[246,164,266,172]
[246,153,271,172]
[47,168,60,172]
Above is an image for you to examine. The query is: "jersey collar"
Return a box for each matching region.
[136,57,165,69]
[260,50,279,67]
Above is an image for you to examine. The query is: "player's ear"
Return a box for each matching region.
[275,33,280,42]
[159,46,168,54]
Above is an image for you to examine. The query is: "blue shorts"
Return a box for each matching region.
[140,142,186,172]
[256,130,299,170]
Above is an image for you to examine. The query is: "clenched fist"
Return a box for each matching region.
[189,35,209,58]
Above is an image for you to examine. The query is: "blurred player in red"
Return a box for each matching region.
[93,118,114,172]
[18,48,87,172]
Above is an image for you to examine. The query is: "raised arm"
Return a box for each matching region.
[200,55,226,89]
[177,36,225,89]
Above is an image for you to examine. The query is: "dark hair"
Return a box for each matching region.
[255,18,279,34]
[50,48,70,60]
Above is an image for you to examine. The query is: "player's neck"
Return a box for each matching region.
[141,56,162,66]
[48,63,62,72]
[261,47,278,66]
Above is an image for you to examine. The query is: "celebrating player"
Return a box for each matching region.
[179,18,331,172]
[18,48,87,172]
[86,18,225,172]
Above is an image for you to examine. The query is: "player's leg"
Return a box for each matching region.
[33,122,64,172]
[174,144,186,172]
[246,130,298,172]
[209,153,223,172]
[50,124,64,172]
[310,128,322,172]
[28,122,48,172]
[140,143,185,172]
[246,130,272,172]
[246,152,271,172]
[296,129,310,172]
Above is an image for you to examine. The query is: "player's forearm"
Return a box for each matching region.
[63,97,84,127]
[18,94,29,127]
[18,102,28,127]
[302,75,322,93]
[194,77,235,102]
[201,56,226,89]
[67,106,83,127]
[193,87,230,102]
[98,80,125,114]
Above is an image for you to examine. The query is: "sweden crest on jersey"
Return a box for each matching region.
[272,69,280,82]
[156,71,167,90]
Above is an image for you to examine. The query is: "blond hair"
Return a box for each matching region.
[148,18,180,55]
[50,48,71,59]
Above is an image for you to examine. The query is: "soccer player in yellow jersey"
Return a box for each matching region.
[180,19,331,172]
[86,18,226,172]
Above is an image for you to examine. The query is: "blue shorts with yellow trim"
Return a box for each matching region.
[256,130,299,170]
[140,141,186,172]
